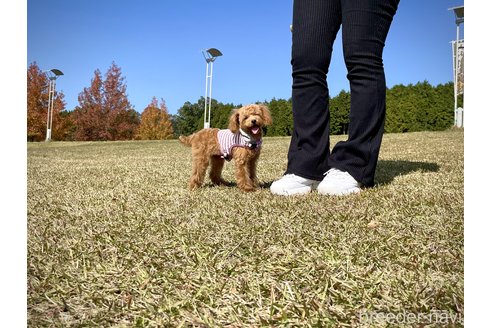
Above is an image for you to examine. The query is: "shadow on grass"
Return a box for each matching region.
[203,181,273,189]
[203,160,439,190]
[260,160,439,189]
[375,160,439,186]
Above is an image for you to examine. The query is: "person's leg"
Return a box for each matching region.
[327,0,399,187]
[285,0,342,181]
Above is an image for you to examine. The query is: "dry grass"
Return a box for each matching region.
[27,129,463,327]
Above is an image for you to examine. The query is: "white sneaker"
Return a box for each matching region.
[270,174,319,196]
[317,168,362,196]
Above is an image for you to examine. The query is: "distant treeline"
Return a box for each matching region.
[28,61,461,141]
[173,81,461,137]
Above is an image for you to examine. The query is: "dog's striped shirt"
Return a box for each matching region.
[217,129,262,161]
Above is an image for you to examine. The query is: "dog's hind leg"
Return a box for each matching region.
[209,156,227,186]
[189,151,209,190]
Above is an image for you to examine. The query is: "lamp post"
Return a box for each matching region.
[45,69,64,141]
[202,48,222,129]
[449,6,464,127]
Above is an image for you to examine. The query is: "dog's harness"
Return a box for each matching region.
[217,129,262,161]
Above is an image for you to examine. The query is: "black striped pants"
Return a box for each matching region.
[286,0,399,187]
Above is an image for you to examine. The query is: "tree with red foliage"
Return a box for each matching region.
[104,63,139,140]
[73,69,106,140]
[74,62,139,141]
[137,97,174,140]
[27,62,67,141]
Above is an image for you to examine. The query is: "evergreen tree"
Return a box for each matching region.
[173,81,457,138]
[211,102,236,130]
[174,100,203,137]
[385,82,455,133]
[432,83,455,130]
[174,98,236,136]
[267,98,293,136]
[329,90,350,135]
[386,84,409,133]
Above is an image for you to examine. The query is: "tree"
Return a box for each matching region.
[329,90,350,135]
[137,97,174,140]
[171,81,455,138]
[385,84,409,133]
[73,62,139,140]
[27,62,67,141]
[211,101,236,130]
[55,111,77,141]
[73,69,106,140]
[173,98,239,137]
[267,98,293,136]
[385,82,455,133]
[432,83,454,130]
[174,99,205,137]
[104,62,139,140]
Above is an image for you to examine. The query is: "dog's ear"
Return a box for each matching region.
[228,109,240,133]
[259,104,273,126]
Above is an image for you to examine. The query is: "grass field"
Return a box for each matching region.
[27,129,464,327]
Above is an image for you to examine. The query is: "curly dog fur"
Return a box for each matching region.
[179,104,272,192]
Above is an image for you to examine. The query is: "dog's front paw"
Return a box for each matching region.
[188,181,201,191]
[239,184,257,192]
[211,177,228,186]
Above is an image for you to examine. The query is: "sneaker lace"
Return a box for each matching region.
[323,168,344,178]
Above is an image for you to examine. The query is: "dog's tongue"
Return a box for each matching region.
[251,127,260,135]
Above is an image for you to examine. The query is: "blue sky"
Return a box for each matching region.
[27,0,464,115]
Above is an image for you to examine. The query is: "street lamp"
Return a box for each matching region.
[449,6,464,127]
[202,48,222,129]
[45,68,64,141]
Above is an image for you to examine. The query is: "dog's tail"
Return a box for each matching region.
[178,135,193,147]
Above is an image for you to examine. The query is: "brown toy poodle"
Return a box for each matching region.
[179,104,272,192]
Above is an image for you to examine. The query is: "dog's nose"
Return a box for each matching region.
[251,119,257,125]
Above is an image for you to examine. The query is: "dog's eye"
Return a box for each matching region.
[244,115,249,120]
